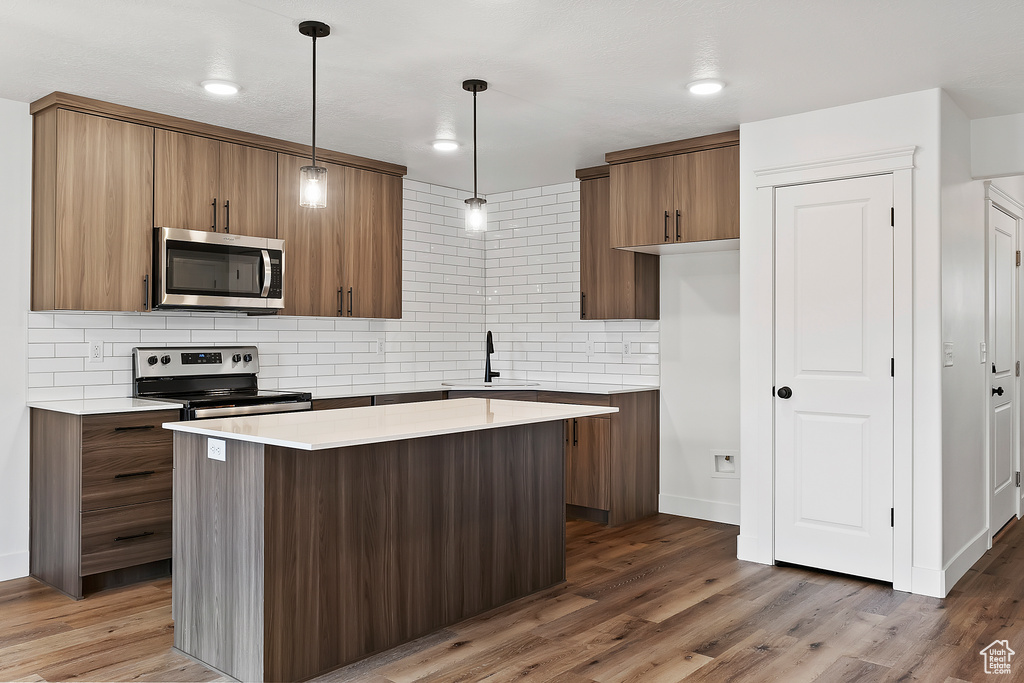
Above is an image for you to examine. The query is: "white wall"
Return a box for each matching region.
[938,92,989,588]
[739,89,946,596]
[0,97,32,581]
[971,113,1024,179]
[658,250,740,524]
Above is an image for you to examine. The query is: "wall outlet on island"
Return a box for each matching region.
[207,438,226,462]
[88,341,103,363]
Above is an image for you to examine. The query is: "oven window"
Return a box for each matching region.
[166,242,262,297]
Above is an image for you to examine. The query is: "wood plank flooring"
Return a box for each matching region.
[2,514,1022,682]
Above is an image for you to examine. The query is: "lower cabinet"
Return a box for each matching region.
[311,396,372,411]
[538,390,659,526]
[30,408,179,599]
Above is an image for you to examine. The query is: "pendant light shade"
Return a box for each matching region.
[298,20,330,209]
[463,79,488,232]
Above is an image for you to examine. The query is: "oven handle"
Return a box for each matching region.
[191,401,312,419]
[261,249,272,298]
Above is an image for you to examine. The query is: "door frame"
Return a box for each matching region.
[985,182,1024,542]
[749,146,916,592]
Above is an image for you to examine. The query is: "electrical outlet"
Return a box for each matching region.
[88,341,104,363]
[377,338,385,356]
[207,438,226,462]
[586,340,595,357]
[623,341,632,357]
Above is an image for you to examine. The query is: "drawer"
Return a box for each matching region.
[81,410,178,453]
[312,397,373,411]
[81,449,172,511]
[374,392,446,405]
[536,392,611,414]
[447,390,537,401]
[80,499,172,576]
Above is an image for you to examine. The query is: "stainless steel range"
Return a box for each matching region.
[132,345,311,420]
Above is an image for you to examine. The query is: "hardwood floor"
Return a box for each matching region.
[2,514,1021,682]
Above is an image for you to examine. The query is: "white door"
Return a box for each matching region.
[989,203,1018,535]
[774,174,894,582]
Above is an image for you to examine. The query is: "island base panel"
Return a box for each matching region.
[173,421,566,683]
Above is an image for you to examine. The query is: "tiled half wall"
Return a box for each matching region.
[26,180,659,401]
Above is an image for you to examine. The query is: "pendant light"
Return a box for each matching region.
[463,79,488,232]
[298,20,331,209]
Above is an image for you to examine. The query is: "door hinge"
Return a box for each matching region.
[772,385,776,397]
[1017,250,1021,267]
[1017,472,1021,488]
[890,207,895,227]
[890,358,894,377]
[1017,361,1020,377]
[890,508,894,527]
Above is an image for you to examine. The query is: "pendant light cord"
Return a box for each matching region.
[473,90,478,199]
[311,32,317,169]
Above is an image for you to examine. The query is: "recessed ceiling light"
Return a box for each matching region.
[686,79,724,95]
[202,80,240,96]
[433,139,460,152]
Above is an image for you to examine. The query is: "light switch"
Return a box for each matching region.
[943,342,954,367]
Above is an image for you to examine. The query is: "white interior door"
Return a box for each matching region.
[989,203,1018,535]
[774,174,894,582]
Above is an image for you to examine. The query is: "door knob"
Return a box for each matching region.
[993,386,1004,396]
[777,386,793,399]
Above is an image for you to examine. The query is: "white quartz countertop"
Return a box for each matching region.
[26,397,182,416]
[163,397,618,451]
[308,380,658,400]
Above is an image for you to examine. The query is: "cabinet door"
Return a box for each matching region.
[218,141,278,238]
[566,416,610,510]
[608,156,675,248]
[342,167,403,318]
[277,154,345,317]
[580,176,637,320]
[683,146,739,242]
[154,130,219,232]
[55,111,154,312]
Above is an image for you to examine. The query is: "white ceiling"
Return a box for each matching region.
[3,0,1024,192]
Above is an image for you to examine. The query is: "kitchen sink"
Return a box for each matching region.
[441,381,540,389]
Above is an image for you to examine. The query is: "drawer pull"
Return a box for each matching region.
[115,531,155,542]
[114,470,156,479]
[113,425,156,432]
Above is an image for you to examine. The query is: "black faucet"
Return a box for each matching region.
[485,330,500,382]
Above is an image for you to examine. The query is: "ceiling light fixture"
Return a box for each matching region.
[463,79,488,232]
[433,139,460,152]
[298,20,331,209]
[202,80,240,96]
[687,79,724,95]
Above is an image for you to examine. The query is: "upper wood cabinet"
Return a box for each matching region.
[578,171,659,320]
[154,130,278,238]
[277,155,402,319]
[32,109,154,312]
[608,132,739,249]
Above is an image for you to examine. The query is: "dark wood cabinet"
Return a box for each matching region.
[312,396,373,411]
[608,132,739,249]
[32,109,154,312]
[577,169,659,320]
[30,408,179,599]
[538,390,659,526]
[154,130,278,238]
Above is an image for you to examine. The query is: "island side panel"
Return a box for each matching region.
[262,421,565,682]
[172,432,266,683]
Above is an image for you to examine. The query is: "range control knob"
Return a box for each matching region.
[160,355,171,365]
[243,353,253,363]
[147,355,158,366]
[232,353,242,363]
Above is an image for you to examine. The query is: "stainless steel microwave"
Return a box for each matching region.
[153,227,284,311]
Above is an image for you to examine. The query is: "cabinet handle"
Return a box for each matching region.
[142,275,149,311]
[224,199,230,233]
[114,424,156,432]
[115,470,156,479]
[664,211,670,241]
[581,292,586,319]
[115,531,155,542]
[211,198,218,231]
[572,418,578,446]
[675,209,681,241]
[338,287,344,317]
[348,287,353,316]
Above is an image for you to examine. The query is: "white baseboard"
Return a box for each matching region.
[659,493,740,526]
[940,527,989,595]
[0,551,29,583]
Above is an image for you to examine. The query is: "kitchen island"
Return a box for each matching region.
[164,398,616,682]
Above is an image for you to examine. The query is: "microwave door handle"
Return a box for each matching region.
[261,250,272,297]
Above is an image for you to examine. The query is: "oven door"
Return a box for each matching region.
[189,401,312,420]
[154,227,284,310]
